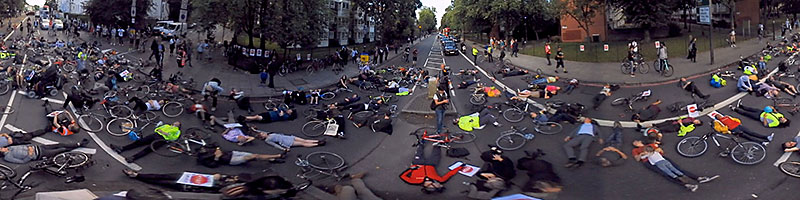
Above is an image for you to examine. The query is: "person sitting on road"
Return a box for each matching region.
[679,78,710,99]
[631,100,662,122]
[238,108,297,123]
[631,141,718,191]
[109,121,182,163]
[338,75,350,89]
[592,85,613,110]
[252,128,326,152]
[767,76,799,97]
[465,148,513,199]
[737,75,754,93]
[196,146,286,168]
[230,88,254,113]
[126,97,164,113]
[1,138,89,164]
[453,107,502,132]
[63,87,96,110]
[637,116,703,137]
[43,100,80,136]
[399,141,464,193]
[731,103,790,128]
[712,113,774,146]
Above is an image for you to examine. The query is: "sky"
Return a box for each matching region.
[26,0,45,6]
[420,0,451,29]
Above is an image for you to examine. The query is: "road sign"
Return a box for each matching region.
[687,104,699,118]
[698,6,710,24]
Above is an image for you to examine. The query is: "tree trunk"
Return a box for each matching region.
[683,9,688,29]
[583,28,591,42]
[643,28,652,42]
[730,2,736,29]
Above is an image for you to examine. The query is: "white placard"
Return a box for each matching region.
[176,172,214,187]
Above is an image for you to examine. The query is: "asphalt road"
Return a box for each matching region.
[0,21,799,200]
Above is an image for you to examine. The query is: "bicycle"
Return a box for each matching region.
[0,152,90,199]
[531,120,563,135]
[162,96,192,118]
[105,111,158,137]
[495,126,536,151]
[303,106,330,121]
[77,93,135,132]
[676,131,766,165]
[295,151,347,181]
[0,71,14,96]
[667,99,711,113]
[369,92,398,104]
[503,99,533,123]
[610,90,651,112]
[411,127,475,149]
[772,97,800,115]
[263,98,290,111]
[652,59,674,77]
[302,117,343,138]
[150,127,212,157]
[469,84,486,105]
[620,56,650,75]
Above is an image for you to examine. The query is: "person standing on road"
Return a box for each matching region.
[554,47,565,73]
[412,49,418,66]
[149,38,159,61]
[687,37,697,63]
[512,39,519,57]
[378,47,384,64]
[203,78,224,112]
[110,27,117,46]
[117,27,125,45]
[563,118,602,168]
[432,88,449,134]
[169,37,176,56]
[545,42,552,65]
[472,46,479,63]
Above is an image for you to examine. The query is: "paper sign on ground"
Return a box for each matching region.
[176,172,214,187]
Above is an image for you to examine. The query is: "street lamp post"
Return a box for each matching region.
[524,16,528,43]
[772,20,775,40]
[708,0,714,65]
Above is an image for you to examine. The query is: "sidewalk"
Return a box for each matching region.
[67,31,424,99]
[468,37,771,85]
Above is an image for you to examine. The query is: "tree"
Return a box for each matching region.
[0,0,25,19]
[444,0,553,40]
[85,0,153,29]
[352,0,422,44]
[417,7,436,33]
[780,0,800,19]
[191,0,231,40]
[670,0,696,30]
[610,0,673,41]
[560,0,603,42]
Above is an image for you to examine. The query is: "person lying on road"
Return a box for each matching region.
[1,138,88,164]
[453,107,502,132]
[253,128,326,152]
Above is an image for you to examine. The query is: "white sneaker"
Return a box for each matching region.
[475,125,486,130]
[768,133,774,141]
[684,184,698,192]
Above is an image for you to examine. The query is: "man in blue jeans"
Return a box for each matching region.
[432,88,449,133]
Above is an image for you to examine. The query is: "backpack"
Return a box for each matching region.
[710,74,725,88]
[447,147,470,158]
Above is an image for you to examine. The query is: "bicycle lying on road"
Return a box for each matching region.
[295,151,347,181]
[150,127,212,157]
[411,127,475,149]
[495,126,536,151]
[676,131,766,165]
[611,90,651,112]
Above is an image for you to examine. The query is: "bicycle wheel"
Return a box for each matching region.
[535,68,543,75]
[0,80,10,96]
[106,118,133,136]
[52,152,89,168]
[0,163,15,179]
[503,108,525,123]
[184,127,211,140]
[774,97,794,107]
[610,98,628,106]
[306,151,345,170]
[469,95,486,105]
[730,141,766,165]
[652,60,661,72]
[78,114,103,132]
[535,122,563,135]
[352,110,375,120]
[302,121,327,137]
[150,140,181,157]
[638,62,650,74]
[450,132,476,144]
[139,111,158,122]
[662,65,674,77]
[62,63,75,72]
[621,63,632,74]
[320,92,336,100]
[496,133,527,151]
[779,161,800,178]
[134,85,149,98]
[676,136,708,157]
[110,105,133,119]
[667,101,686,112]
[162,102,184,117]
[0,106,14,114]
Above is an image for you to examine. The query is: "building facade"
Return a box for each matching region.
[318,0,375,47]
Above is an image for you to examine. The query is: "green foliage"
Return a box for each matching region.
[443,0,555,38]
[609,0,673,28]
[352,0,422,43]
[418,7,436,33]
[0,0,25,18]
[227,0,330,49]
[559,0,603,42]
[85,0,153,28]
[781,0,800,15]
[191,0,231,36]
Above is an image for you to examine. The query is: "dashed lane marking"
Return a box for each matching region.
[0,91,17,133]
[15,90,65,104]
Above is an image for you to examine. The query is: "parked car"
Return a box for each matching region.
[53,19,64,30]
[40,19,50,30]
[443,42,458,56]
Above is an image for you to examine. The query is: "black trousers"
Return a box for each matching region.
[39,143,81,158]
[592,94,607,109]
[121,134,162,161]
[412,143,441,166]
[733,105,761,121]
[546,54,551,65]
[683,82,706,97]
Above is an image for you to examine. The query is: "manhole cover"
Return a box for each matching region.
[289,79,308,86]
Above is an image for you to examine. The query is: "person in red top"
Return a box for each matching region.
[544,42,552,66]
[713,113,773,146]
[43,100,79,136]
[631,141,718,189]
[400,142,464,193]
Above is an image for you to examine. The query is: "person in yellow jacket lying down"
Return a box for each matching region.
[453,107,502,132]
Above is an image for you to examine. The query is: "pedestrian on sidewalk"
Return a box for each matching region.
[157,42,165,68]
[729,28,736,48]
[487,46,494,63]
[432,88,449,134]
[117,27,124,45]
[555,47,565,73]
[512,39,519,57]
[687,37,697,63]
[545,42,552,65]
[260,68,268,86]
[384,45,390,61]
[185,39,193,67]
[378,47,384,64]
[268,60,280,88]
[758,23,764,41]
[110,27,116,46]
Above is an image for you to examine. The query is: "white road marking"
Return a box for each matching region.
[88,132,142,171]
[4,124,95,154]
[2,18,25,42]
[0,91,17,132]
[458,51,545,110]
[16,90,65,104]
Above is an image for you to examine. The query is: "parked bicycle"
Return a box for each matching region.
[502,98,534,123]
[302,117,344,138]
[676,131,766,165]
[105,111,158,137]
